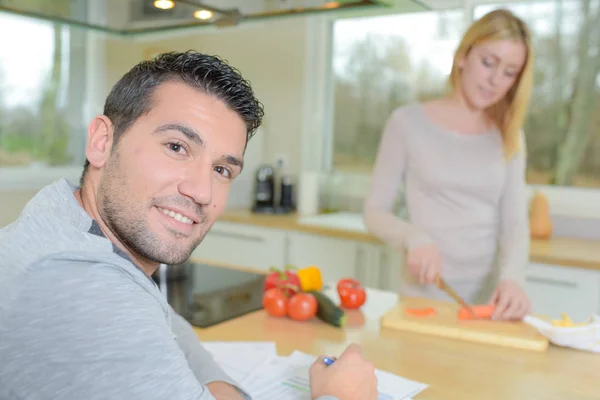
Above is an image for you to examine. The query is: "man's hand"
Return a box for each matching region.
[488,279,531,320]
[309,343,378,400]
[206,381,245,400]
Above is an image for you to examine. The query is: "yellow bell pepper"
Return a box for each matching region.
[296,265,323,292]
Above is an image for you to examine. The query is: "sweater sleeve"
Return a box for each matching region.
[169,308,250,399]
[363,107,434,252]
[497,134,530,285]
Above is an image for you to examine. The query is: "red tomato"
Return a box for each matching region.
[337,278,367,309]
[287,293,318,321]
[262,288,288,317]
[264,266,301,297]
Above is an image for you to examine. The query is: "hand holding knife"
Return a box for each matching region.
[435,276,479,319]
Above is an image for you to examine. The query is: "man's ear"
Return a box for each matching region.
[85,115,114,170]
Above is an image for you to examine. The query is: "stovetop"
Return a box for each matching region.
[153,261,266,328]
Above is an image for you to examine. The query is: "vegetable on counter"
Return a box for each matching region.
[529,191,553,239]
[309,290,346,328]
[336,278,367,310]
[262,287,289,318]
[262,284,318,322]
[287,292,318,321]
[264,265,301,297]
[295,265,323,292]
[458,304,496,320]
[405,307,437,317]
[552,313,590,327]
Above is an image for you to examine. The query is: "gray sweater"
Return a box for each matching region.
[0,178,337,400]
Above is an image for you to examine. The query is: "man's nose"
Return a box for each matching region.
[178,163,213,206]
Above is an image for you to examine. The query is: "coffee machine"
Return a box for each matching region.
[251,164,275,211]
[251,164,294,214]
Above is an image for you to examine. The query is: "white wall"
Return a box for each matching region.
[103,18,308,174]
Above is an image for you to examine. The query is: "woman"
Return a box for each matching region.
[363,9,534,321]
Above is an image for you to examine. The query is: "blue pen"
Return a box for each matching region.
[322,356,335,366]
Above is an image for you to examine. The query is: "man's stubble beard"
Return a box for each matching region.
[97,150,209,266]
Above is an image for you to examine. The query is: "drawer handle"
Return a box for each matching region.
[209,231,264,243]
[526,276,578,288]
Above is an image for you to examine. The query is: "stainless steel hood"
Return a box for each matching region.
[0,0,430,36]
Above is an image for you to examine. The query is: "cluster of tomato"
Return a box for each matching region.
[262,266,317,321]
[261,264,367,322]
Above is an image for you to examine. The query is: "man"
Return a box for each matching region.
[0,51,378,399]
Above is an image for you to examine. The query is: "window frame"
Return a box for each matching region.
[0,4,106,192]
[305,0,600,219]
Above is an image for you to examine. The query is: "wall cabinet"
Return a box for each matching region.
[191,221,600,320]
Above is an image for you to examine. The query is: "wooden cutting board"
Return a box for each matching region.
[380,297,549,352]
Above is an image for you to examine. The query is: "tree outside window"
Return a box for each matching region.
[330,0,600,188]
[0,11,86,167]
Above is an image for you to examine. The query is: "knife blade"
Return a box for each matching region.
[436,277,478,319]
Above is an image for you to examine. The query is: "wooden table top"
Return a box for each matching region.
[194,287,600,400]
[218,209,600,271]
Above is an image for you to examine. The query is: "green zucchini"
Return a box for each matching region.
[308,290,346,328]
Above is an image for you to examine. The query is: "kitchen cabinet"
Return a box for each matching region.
[524,262,600,322]
[284,231,381,288]
[377,245,404,293]
[191,221,286,272]
[191,220,600,322]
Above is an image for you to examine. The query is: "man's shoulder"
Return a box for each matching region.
[1,254,166,328]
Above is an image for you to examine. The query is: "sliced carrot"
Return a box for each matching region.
[458,304,496,320]
[404,307,437,317]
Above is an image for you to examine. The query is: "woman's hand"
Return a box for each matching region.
[488,280,531,320]
[406,244,443,285]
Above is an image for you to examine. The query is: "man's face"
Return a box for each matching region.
[97,80,247,265]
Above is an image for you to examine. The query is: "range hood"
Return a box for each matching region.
[0,0,430,36]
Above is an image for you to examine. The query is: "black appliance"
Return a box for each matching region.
[251,164,295,214]
[153,261,266,328]
[252,164,275,211]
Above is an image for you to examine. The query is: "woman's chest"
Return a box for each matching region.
[405,130,508,200]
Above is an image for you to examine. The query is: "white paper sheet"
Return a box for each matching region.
[202,342,428,400]
[203,341,277,383]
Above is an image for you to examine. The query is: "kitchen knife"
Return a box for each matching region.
[436,277,478,319]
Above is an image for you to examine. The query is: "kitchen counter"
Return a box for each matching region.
[194,284,600,400]
[219,209,600,271]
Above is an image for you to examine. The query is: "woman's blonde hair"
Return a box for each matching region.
[449,9,534,160]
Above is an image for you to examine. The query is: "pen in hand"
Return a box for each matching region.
[322,356,336,366]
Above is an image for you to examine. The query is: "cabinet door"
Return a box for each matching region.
[284,232,361,285]
[377,245,405,293]
[524,263,600,322]
[191,221,285,272]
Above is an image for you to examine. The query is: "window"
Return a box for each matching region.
[475,0,600,187]
[330,9,464,173]
[328,1,600,188]
[0,12,87,169]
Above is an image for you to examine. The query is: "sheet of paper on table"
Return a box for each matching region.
[202,341,428,400]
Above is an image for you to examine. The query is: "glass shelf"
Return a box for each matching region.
[0,0,430,36]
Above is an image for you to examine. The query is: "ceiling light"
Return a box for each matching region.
[154,0,175,10]
[194,10,214,20]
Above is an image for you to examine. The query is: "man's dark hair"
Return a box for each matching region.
[80,50,264,186]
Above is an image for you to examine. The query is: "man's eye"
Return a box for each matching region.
[166,142,186,155]
[214,166,231,178]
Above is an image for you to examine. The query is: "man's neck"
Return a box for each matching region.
[74,182,159,276]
